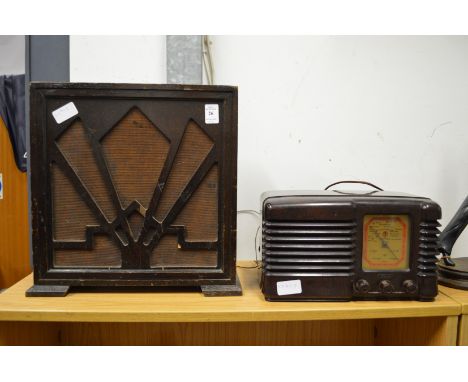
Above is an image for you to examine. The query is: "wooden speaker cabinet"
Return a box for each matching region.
[27,83,240,297]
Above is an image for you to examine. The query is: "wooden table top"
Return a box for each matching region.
[439,285,468,314]
[0,263,461,323]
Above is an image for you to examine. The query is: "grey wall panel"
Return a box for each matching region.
[27,36,69,82]
[166,36,202,84]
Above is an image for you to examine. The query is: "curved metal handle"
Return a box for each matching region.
[324,180,384,191]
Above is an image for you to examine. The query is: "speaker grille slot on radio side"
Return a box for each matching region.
[418,220,441,277]
[262,220,357,276]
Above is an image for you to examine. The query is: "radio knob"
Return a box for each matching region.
[355,279,370,293]
[403,280,417,293]
[379,280,394,293]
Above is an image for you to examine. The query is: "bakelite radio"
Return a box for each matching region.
[27,83,240,297]
[261,182,441,301]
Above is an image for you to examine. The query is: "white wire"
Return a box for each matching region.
[237,210,262,268]
[202,35,214,85]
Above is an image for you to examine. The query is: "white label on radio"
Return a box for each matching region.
[52,102,78,124]
[205,104,219,124]
[0,173,3,200]
[277,279,302,296]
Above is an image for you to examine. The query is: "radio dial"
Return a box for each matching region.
[355,279,370,293]
[379,280,394,293]
[403,280,417,293]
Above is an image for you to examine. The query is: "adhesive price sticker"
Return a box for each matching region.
[52,102,79,124]
[276,279,302,296]
[205,104,219,124]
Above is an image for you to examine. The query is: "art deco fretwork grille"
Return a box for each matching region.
[27,83,240,297]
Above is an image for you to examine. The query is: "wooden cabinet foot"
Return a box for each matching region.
[25,285,70,297]
[201,275,242,296]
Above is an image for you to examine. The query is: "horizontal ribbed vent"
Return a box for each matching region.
[263,220,356,275]
[417,221,440,276]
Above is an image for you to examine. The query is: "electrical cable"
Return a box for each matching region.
[202,36,214,85]
[236,210,262,269]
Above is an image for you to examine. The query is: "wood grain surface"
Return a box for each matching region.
[438,285,468,345]
[374,316,458,346]
[0,320,375,345]
[457,315,468,346]
[0,261,463,345]
[0,263,460,323]
[439,285,468,314]
[0,119,31,288]
[0,316,457,345]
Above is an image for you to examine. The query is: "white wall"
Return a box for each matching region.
[70,36,468,260]
[70,36,166,83]
[0,36,25,74]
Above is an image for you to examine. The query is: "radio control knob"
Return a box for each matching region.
[403,280,417,293]
[355,279,370,293]
[379,280,394,293]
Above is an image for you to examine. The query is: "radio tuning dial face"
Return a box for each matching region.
[362,215,410,271]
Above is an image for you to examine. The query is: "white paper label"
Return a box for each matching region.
[205,104,219,124]
[0,173,3,200]
[52,102,79,124]
[276,279,302,296]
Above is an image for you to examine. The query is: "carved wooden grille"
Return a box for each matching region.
[49,102,221,270]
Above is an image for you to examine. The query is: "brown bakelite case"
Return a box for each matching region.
[261,190,440,301]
